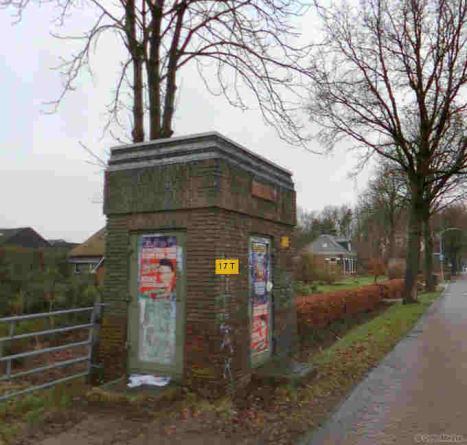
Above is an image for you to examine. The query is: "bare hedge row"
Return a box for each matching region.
[296,279,404,331]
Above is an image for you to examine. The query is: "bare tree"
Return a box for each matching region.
[308,0,467,302]
[357,160,407,262]
[2,0,311,144]
[295,204,353,249]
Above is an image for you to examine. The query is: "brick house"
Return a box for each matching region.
[303,234,357,274]
[0,227,50,249]
[68,228,105,285]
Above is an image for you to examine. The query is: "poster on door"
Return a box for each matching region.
[251,242,268,303]
[251,303,269,353]
[250,241,270,354]
[137,235,177,364]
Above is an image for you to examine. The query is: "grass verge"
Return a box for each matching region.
[0,379,86,444]
[295,276,388,296]
[289,291,440,443]
[314,275,386,293]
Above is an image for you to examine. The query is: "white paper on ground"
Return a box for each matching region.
[127,374,171,388]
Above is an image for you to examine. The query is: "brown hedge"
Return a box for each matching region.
[296,279,405,332]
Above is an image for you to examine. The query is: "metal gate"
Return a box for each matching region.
[0,303,103,402]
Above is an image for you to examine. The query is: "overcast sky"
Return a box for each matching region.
[0,4,373,243]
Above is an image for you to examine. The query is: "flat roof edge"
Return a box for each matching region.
[110,131,293,176]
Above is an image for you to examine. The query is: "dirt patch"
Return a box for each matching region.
[12,398,254,445]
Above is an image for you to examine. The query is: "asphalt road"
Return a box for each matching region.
[305,277,467,445]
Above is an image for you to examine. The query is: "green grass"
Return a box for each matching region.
[0,379,86,444]
[314,291,438,367]
[314,275,386,293]
[295,276,386,296]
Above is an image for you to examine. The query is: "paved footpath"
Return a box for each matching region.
[305,277,467,445]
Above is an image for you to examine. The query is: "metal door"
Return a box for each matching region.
[249,236,273,367]
[127,232,185,378]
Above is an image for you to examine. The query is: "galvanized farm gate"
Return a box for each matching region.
[0,304,103,402]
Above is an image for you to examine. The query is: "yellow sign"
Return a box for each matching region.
[215,259,239,275]
[281,236,290,248]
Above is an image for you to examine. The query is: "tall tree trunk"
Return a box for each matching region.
[403,186,424,303]
[387,229,395,262]
[147,67,161,139]
[386,208,396,263]
[423,215,435,292]
[385,200,396,263]
[148,1,162,140]
[452,248,460,275]
[161,3,186,138]
[132,57,145,142]
[125,0,144,142]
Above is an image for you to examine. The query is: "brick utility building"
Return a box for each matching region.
[99,132,297,391]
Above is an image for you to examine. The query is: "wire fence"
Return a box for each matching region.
[0,303,103,402]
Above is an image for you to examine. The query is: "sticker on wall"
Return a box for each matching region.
[215,259,239,275]
[137,235,178,365]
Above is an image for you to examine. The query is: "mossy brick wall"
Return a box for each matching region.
[105,160,218,214]
[210,208,297,390]
[104,158,295,225]
[96,216,129,379]
[101,151,297,390]
[99,208,296,390]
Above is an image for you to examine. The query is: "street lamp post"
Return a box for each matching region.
[438,227,462,283]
